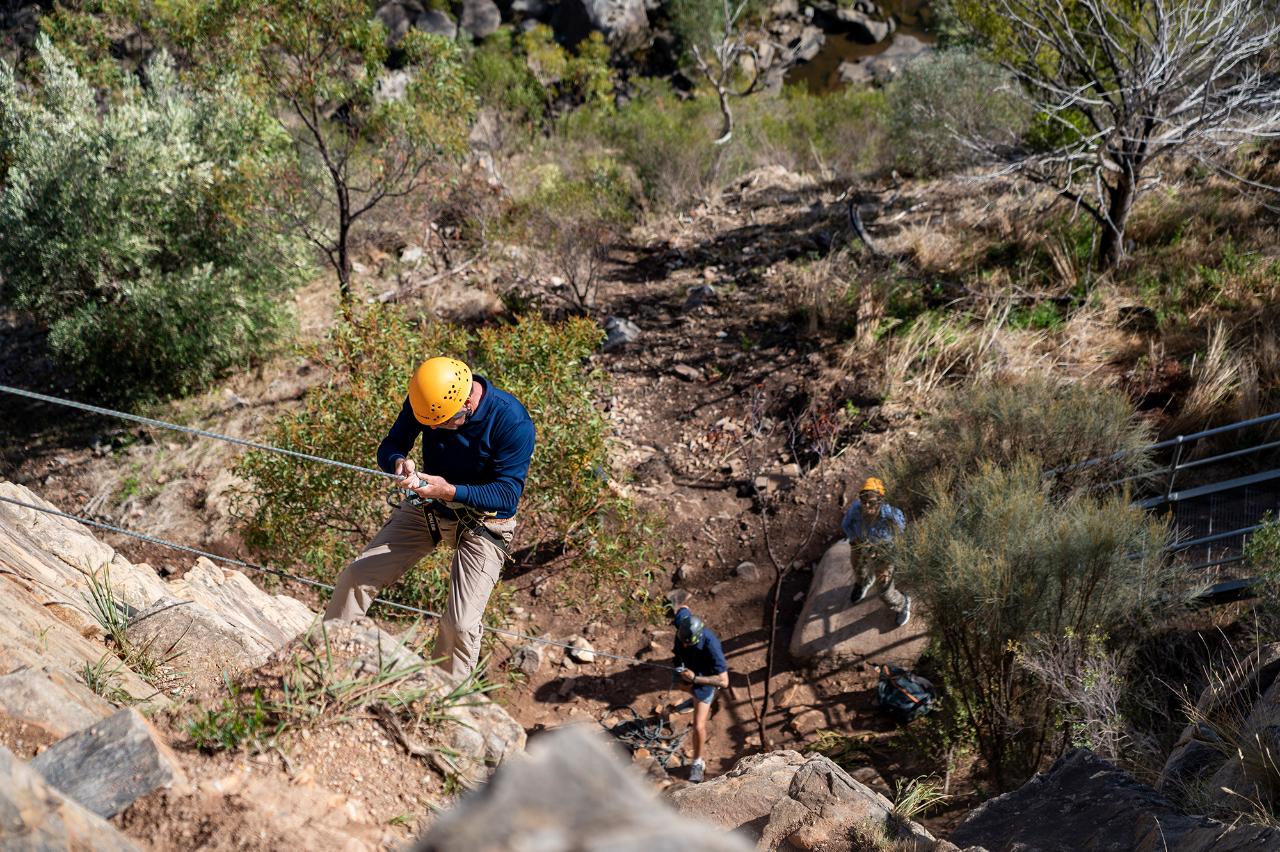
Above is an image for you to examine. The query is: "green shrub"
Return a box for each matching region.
[0,39,306,401]
[894,460,1181,788]
[886,49,1027,177]
[879,375,1155,510]
[235,305,662,618]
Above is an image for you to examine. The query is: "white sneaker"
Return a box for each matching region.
[850,579,875,605]
[689,759,705,783]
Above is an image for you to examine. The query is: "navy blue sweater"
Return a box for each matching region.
[672,608,728,677]
[377,376,536,519]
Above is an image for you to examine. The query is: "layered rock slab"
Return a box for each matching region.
[952,749,1280,851]
[790,539,929,665]
[0,744,141,851]
[416,725,753,851]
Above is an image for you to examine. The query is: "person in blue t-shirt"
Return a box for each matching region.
[324,357,535,679]
[843,476,910,627]
[671,603,729,783]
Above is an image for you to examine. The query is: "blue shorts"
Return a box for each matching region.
[692,684,718,705]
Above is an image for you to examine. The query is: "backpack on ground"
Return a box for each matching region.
[875,663,935,724]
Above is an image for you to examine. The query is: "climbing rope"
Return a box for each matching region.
[0,385,682,669]
[599,704,690,768]
[0,384,401,483]
[0,498,678,674]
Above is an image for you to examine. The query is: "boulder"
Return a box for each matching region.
[415,8,459,38]
[1159,642,1280,814]
[0,666,115,742]
[835,6,895,43]
[375,0,414,45]
[415,726,754,851]
[669,751,942,850]
[837,33,931,86]
[287,620,525,773]
[0,745,141,852]
[123,596,270,695]
[952,749,1280,851]
[168,558,314,649]
[603,316,642,351]
[552,0,649,49]
[789,539,929,665]
[30,708,188,818]
[459,0,501,38]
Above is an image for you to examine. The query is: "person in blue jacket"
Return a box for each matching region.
[671,603,729,783]
[324,357,535,679]
[843,476,910,627]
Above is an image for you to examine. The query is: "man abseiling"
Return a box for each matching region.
[324,357,535,680]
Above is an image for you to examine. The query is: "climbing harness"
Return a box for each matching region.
[599,705,690,769]
[388,486,513,563]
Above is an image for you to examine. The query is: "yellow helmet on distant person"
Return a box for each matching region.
[408,357,472,425]
[859,477,886,497]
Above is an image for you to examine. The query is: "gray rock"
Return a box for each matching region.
[684,283,718,310]
[835,6,894,43]
[1159,642,1280,814]
[837,33,931,86]
[552,0,649,49]
[415,726,753,851]
[460,0,501,38]
[669,751,940,850]
[733,561,760,581]
[30,708,188,818]
[792,25,825,62]
[0,666,115,741]
[672,363,703,382]
[375,69,411,103]
[124,596,269,696]
[952,749,1280,851]
[0,745,141,852]
[511,644,543,676]
[511,0,552,18]
[568,637,596,664]
[415,9,458,38]
[376,1,414,45]
[789,539,929,664]
[603,316,641,351]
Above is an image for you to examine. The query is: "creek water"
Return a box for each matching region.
[786,0,937,93]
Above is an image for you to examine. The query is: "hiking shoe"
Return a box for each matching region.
[689,759,706,783]
[895,596,912,628]
[670,698,695,715]
[850,579,875,605]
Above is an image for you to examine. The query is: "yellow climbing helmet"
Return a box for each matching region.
[860,477,886,497]
[408,357,473,426]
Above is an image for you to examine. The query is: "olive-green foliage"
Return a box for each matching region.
[886,49,1027,176]
[0,39,306,402]
[879,376,1155,511]
[894,460,1180,788]
[466,25,615,130]
[235,305,661,616]
[1247,513,1280,586]
[665,0,765,60]
[559,81,890,210]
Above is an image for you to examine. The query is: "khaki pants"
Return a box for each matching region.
[851,544,906,614]
[323,501,516,679]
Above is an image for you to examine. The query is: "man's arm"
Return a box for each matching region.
[452,418,536,513]
[377,400,421,474]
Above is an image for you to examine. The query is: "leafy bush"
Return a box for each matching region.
[886,49,1026,176]
[0,39,306,401]
[894,461,1181,788]
[235,305,661,617]
[879,375,1155,510]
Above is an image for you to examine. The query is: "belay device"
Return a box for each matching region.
[875,663,935,724]
[389,479,513,562]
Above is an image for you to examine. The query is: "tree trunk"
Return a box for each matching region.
[1097,173,1136,272]
[337,197,352,304]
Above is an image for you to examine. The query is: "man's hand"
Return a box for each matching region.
[410,473,457,502]
[394,457,418,489]
[680,668,697,684]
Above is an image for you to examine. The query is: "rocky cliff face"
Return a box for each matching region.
[0,480,527,849]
